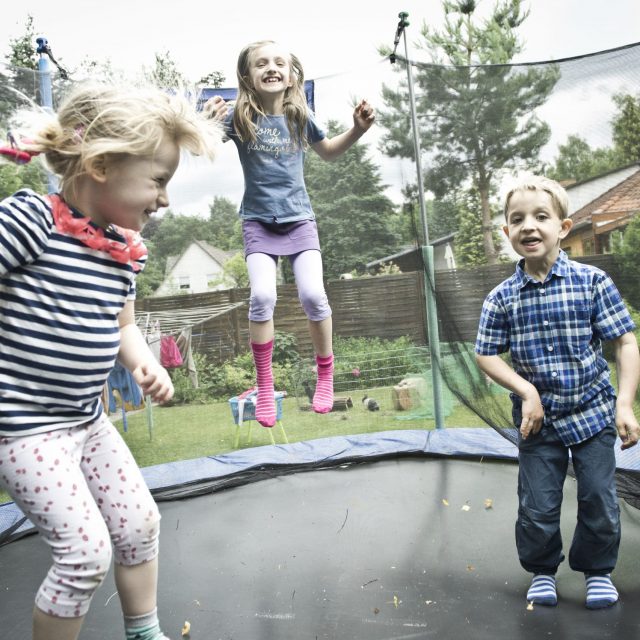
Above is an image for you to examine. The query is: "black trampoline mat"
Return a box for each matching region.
[1,457,639,639]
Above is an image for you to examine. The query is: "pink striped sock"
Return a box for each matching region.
[313,354,334,414]
[251,340,276,427]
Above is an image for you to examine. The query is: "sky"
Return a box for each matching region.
[1,0,639,216]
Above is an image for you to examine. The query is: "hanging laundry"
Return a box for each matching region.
[106,362,144,431]
[160,335,183,368]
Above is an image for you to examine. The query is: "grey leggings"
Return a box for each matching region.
[246,250,332,322]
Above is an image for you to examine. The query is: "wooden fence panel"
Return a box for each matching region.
[136,254,629,361]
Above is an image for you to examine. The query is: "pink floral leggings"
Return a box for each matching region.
[0,414,160,618]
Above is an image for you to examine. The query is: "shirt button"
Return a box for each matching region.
[539,289,545,294]
[551,371,558,377]
[543,320,549,326]
[547,345,554,351]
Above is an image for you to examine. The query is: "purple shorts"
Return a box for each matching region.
[243,219,321,258]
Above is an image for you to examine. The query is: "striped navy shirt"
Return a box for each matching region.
[475,250,635,445]
[0,189,146,435]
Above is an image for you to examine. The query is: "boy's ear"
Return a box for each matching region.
[86,155,108,183]
[559,218,573,238]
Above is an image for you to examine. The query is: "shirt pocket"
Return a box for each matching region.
[554,302,592,355]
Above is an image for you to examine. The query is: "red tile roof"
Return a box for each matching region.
[570,168,640,229]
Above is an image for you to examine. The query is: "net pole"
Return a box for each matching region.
[398,14,445,428]
[36,36,58,194]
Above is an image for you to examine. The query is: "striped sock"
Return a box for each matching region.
[527,574,557,606]
[585,574,618,609]
[312,354,334,414]
[124,609,169,640]
[251,340,276,427]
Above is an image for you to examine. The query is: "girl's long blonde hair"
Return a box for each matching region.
[233,40,309,147]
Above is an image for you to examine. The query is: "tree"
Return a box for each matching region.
[612,93,640,164]
[145,51,190,89]
[304,120,401,279]
[6,14,38,70]
[378,0,559,264]
[0,15,48,196]
[220,252,249,288]
[208,195,242,250]
[134,239,166,299]
[0,162,46,200]
[142,210,215,263]
[1,14,39,125]
[546,135,622,184]
[199,71,226,88]
[454,189,504,266]
[615,216,640,310]
[398,184,459,245]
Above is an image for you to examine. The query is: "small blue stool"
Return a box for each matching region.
[228,390,289,447]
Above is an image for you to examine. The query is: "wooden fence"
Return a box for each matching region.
[136,254,630,361]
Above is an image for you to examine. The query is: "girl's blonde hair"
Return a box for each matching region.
[234,40,309,147]
[17,83,222,191]
[503,174,570,220]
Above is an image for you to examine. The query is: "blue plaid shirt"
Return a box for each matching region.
[475,250,635,445]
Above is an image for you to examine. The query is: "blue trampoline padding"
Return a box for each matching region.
[141,427,518,490]
[2,427,639,539]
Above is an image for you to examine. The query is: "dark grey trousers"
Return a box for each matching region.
[516,424,620,575]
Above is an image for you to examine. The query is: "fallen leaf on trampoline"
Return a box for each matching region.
[461,504,471,511]
[467,565,475,571]
[181,620,191,636]
[484,498,493,509]
[527,602,534,611]
[442,499,449,506]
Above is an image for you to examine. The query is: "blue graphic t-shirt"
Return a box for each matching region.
[225,110,326,223]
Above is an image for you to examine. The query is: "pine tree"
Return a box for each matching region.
[378,0,559,264]
[304,120,401,279]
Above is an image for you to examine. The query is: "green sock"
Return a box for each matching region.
[124,609,167,640]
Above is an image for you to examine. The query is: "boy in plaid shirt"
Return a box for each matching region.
[475,175,640,609]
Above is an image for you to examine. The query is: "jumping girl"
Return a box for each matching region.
[0,84,221,640]
[207,40,375,427]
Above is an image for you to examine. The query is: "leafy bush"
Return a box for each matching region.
[616,217,640,310]
[168,334,426,404]
[290,336,427,396]
[273,331,299,364]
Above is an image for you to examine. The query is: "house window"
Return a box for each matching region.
[178,276,190,290]
[582,238,594,255]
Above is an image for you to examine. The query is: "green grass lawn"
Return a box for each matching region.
[113,387,495,468]
[2,374,635,506]
[0,387,497,504]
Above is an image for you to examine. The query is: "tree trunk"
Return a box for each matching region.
[478,181,498,265]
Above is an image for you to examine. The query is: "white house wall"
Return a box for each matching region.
[155,244,228,296]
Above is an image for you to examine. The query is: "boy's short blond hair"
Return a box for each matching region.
[503,175,569,220]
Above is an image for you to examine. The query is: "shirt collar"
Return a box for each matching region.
[514,249,569,288]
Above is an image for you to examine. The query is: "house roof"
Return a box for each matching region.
[193,240,234,265]
[165,240,235,274]
[365,234,456,269]
[568,166,640,231]
[565,161,640,194]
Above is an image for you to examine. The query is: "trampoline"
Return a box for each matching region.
[1,429,639,640]
[2,27,640,640]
